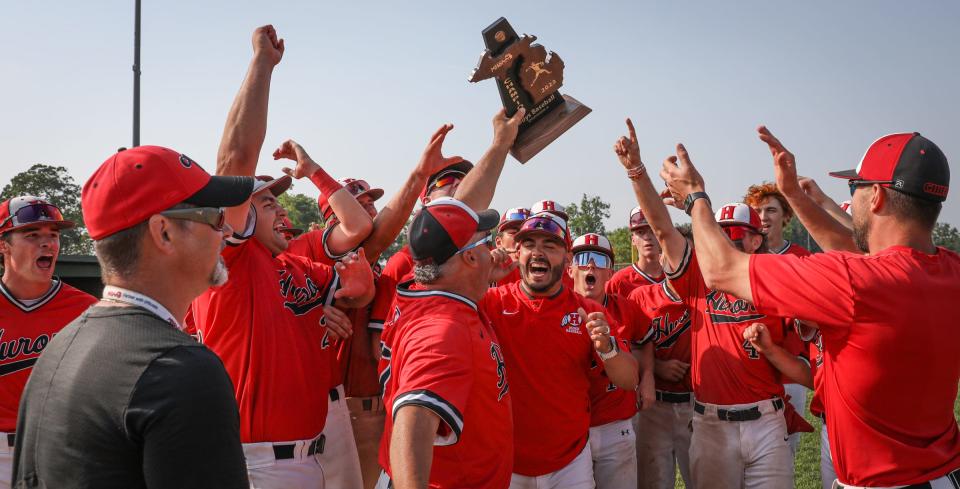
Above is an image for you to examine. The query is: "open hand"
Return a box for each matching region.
[273,139,321,179]
[492,107,526,150]
[334,248,375,300]
[488,248,518,283]
[659,144,706,207]
[416,124,464,177]
[758,126,801,197]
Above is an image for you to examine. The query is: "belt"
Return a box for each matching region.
[272,434,325,460]
[694,398,784,422]
[329,388,340,402]
[6,433,14,448]
[835,467,960,489]
[656,391,691,403]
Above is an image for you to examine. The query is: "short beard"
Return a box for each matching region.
[209,256,229,287]
[852,218,871,253]
[521,261,565,293]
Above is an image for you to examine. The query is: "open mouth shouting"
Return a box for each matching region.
[36,254,54,270]
[584,271,597,288]
[526,259,552,281]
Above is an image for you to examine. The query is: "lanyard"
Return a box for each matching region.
[102,286,181,330]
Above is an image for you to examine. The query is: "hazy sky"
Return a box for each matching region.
[2,0,958,228]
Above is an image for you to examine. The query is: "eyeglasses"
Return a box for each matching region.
[573,251,613,269]
[160,207,226,231]
[848,179,893,196]
[1,203,65,228]
[456,234,493,254]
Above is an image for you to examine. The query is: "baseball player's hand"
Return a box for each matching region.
[491,107,526,150]
[580,307,614,353]
[757,126,802,197]
[660,143,706,207]
[798,177,830,206]
[659,187,683,210]
[654,359,689,383]
[638,371,656,411]
[252,25,284,66]
[321,305,353,340]
[742,323,774,354]
[613,118,643,169]
[487,248,518,283]
[415,124,464,178]
[274,140,322,179]
[334,248,375,299]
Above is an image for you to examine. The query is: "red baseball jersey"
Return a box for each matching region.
[0,280,96,431]
[628,282,694,393]
[190,236,339,443]
[495,265,521,287]
[284,228,381,397]
[749,246,960,486]
[588,293,651,427]
[667,244,789,405]
[369,246,414,332]
[772,240,812,257]
[606,263,664,298]
[479,282,605,476]
[801,326,824,418]
[378,281,513,488]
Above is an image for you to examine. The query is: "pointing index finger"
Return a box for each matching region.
[626,118,638,143]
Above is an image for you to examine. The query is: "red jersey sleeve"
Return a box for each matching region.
[391,318,474,445]
[369,250,414,330]
[749,252,856,328]
[664,241,700,306]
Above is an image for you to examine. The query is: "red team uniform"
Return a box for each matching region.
[478,282,606,476]
[190,234,340,443]
[605,264,664,299]
[368,246,413,333]
[589,294,650,427]
[750,246,960,486]
[0,280,96,431]
[377,281,513,488]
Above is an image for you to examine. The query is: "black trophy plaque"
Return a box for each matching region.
[468,17,591,163]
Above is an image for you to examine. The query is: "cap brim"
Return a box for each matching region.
[629,223,650,231]
[359,188,385,202]
[253,175,293,197]
[3,220,76,234]
[828,169,860,180]
[498,220,523,233]
[477,209,500,232]
[185,175,255,208]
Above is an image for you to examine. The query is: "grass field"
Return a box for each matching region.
[671,393,960,488]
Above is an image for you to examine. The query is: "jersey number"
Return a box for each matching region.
[742,339,760,359]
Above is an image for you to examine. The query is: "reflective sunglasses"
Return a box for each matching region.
[847,179,893,196]
[431,174,463,190]
[518,215,567,242]
[456,234,494,255]
[503,210,531,222]
[573,251,613,269]
[345,180,371,196]
[1,203,65,228]
[160,207,226,231]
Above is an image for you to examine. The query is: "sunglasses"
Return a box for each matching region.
[848,179,893,196]
[2,203,65,228]
[518,215,567,241]
[160,207,226,231]
[573,251,613,269]
[431,174,463,190]
[457,234,494,255]
[503,211,531,222]
[345,180,370,196]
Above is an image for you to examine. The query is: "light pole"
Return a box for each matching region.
[132,0,141,147]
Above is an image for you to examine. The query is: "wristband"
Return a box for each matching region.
[683,192,710,216]
[598,336,619,361]
[309,168,343,198]
[626,163,646,180]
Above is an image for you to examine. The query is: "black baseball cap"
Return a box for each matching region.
[408,197,499,265]
[829,133,949,202]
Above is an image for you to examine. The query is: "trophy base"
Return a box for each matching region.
[511,94,591,164]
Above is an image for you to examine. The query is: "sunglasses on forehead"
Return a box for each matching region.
[504,211,530,222]
[159,207,226,232]
[1,203,65,228]
[345,180,370,196]
[573,251,613,269]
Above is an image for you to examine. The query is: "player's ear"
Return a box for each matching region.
[146,214,177,254]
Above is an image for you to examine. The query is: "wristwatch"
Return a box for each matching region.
[683,192,710,216]
[597,337,619,361]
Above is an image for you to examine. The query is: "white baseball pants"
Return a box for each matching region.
[589,418,636,489]
[509,442,595,489]
[317,384,364,489]
[634,395,693,489]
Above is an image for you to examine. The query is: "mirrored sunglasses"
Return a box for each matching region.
[160,207,226,232]
[573,251,613,269]
[2,203,65,228]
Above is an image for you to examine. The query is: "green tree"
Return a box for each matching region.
[565,194,611,237]
[933,222,960,252]
[783,219,823,253]
[1,164,92,255]
[277,189,323,231]
[607,226,633,268]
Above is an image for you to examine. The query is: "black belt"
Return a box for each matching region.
[329,388,340,402]
[694,399,784,422]
[272,434,325,460]
[835,468,960,489]
[6,433,14,448]
[656,391,691,403]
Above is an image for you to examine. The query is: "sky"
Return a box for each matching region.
[2,0,958,229]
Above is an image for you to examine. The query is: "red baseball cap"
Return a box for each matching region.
[82,146,254,240]
[571,233,614,258]
[498,207,531,233]
[530,200,568,221]
[0,196,75,234]
[629,206,649,231]
[514,212,571,249]
[318,178,384,221]
[715,202,762,241]
[829,132,949,202]
[419,161,473,202]
[408,197,499,265]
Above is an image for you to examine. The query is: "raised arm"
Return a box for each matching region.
[613,119,687,271]
[798,177,853,230]
[453,108,525,211]
[273,140,373,255]
[758,126,858,252]
[661,144,753,301]
[217,25,284,232]
[361,124,464,263]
